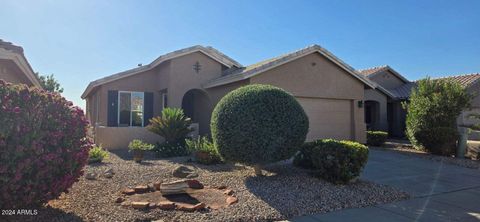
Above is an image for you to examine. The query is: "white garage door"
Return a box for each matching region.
[296,97,353,141]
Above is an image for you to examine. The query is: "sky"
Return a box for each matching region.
[1,0,479,109]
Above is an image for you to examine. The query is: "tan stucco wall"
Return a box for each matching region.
[250,52,366,143]
[364,89,388,131]
[0,59,34,86]
[369,70,405,90]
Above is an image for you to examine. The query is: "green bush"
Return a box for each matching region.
[293,139,369,184]
[415,127,458,156]
[186,136,222,164]
[404,78,471,155]
[366,131,388,146]
[128,139,155,151]
[154,142,189,158]
[147,108,193,144]
[88,144,109,163]
[211,84,309,167]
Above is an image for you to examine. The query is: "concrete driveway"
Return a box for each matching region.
[293,149,480,222]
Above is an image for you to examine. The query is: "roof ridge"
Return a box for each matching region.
[357,65,388,72]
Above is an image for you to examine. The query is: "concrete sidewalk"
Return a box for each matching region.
[292,150,480,222]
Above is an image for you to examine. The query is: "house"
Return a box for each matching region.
[359,65,413,137]
[0,40,41,87]
[82,45,375,149]
[361,65,480,139]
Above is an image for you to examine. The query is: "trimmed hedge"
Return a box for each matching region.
[0,81,93,208]
[294,139,369,184]
[211,84,309,165]
[366,131,388,146]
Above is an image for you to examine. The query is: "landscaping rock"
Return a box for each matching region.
[134,185,149,193]
[120,201,130,208]
[85,172,96,180]
[115,197,125,203]
[153,182,162,190]
[122,188,136,195]
[176,203,197,212]
[223,189,234,195]
[172,165,197,178]
[157,201,176,210]
[186,179,204,189]
[193,202,206,210]
[131,201,149,209]
[160,179,204,195]
[104,172,113,178]
[104,168,114,175]
[226,196,238,205]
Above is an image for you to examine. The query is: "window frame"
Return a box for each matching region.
[162,92,168,109]
[117,91,145,127]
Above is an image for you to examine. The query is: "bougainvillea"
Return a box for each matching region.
[0,80,93,208]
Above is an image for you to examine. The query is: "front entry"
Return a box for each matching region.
[181,89,213,135]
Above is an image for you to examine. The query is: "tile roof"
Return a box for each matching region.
[387,73,480,100]
[205,44,375,89]
[0,39,24,54]
[82,45,242,98]
[358,65,388,76]
[433,73,480,87]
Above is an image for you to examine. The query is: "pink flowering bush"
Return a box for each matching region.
[0,80,93,208]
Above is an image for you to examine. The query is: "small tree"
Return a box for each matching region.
[403,77,471,155]
[35,73,64,93]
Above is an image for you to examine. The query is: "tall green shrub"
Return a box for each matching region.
[211,84,309,175]
[0,81,92,208]
[403,78,471,155]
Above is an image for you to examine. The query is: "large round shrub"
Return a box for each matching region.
[211,84,309,166]
[0,81,93,208]
[293,139,369,184]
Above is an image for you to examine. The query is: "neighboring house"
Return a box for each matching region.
[361,65,480,139]
[82,45,375,149]
[0,40,41,87]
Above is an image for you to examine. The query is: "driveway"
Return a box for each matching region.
[293,149,480,221]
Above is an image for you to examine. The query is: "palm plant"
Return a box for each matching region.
[147,108,193,144]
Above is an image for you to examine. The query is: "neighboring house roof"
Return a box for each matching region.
[433,73,480,88]
[358,65,410,83]
[81,45,242,99]
[358,65,412,100]
[388,73,480,100]
[0,39,41,88]
[203,44,376,89]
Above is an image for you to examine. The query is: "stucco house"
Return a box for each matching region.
[0,39,41,87]
[82,44,376,149]
[360,65,480,139]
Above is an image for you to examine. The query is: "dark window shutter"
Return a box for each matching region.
[107,90,118,127]
[144,92,154,127]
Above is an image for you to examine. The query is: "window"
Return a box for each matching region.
[162,92,168,109]
[118,91,144,127]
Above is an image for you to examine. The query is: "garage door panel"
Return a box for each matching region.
[297,98,352,141]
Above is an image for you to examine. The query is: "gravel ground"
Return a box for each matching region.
[374,142,480,169]
[6,150,409,222]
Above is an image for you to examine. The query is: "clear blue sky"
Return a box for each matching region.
[1,0,479,109]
